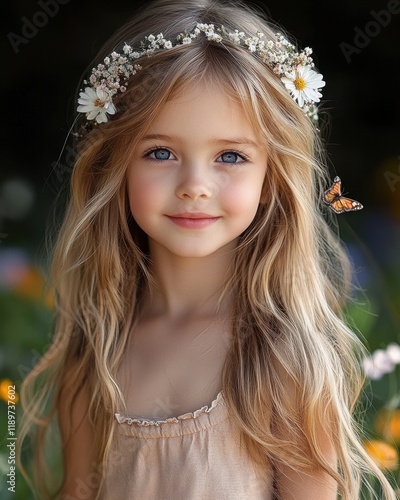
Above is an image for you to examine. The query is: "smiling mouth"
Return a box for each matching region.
[165,214,220,229]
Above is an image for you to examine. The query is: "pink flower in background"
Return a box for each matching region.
[0,249,29,288]
[0,248,53,307]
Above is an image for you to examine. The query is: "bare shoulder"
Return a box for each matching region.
[57,359,97,499]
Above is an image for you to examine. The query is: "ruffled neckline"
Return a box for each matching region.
[115,389,224,427]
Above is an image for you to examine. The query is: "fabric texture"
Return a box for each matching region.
[99,390,273,499]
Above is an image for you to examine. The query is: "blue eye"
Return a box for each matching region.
[154,148,171,160]
[218,151,247,164]
[146,148,174,160]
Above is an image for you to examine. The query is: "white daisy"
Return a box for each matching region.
[281,65,325,108]
[77,87,116,123]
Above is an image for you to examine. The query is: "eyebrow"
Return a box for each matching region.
[139,134,259,148]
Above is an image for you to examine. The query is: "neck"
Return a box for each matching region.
[142,241,237,319]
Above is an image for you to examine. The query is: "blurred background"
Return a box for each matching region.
[1,0,400,497]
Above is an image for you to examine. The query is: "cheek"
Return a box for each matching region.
[127,173,160,220]
[220,175,264,216]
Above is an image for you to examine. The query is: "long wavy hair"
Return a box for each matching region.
[17,0,397,498]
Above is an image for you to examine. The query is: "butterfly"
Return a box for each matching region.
[323,176,363,214]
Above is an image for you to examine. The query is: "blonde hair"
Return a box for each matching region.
[17,0,396,498]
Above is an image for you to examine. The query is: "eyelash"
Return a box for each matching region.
[218,149,250,164]
[142,146,250,163]
[143,146,175,161]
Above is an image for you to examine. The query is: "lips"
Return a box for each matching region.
[165,212,220,229]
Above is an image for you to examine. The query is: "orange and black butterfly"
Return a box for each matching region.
[323,176,363,214]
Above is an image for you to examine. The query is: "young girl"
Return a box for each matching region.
[18,0,397,498]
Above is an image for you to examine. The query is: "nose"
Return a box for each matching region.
[175,163,213,201]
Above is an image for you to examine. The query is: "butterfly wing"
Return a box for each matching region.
[323,176,363,214]
[329,197,363,214]
[323,176,342,204]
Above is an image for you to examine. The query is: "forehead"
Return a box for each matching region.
[144,82,258,142]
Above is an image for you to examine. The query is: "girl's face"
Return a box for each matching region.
[127,83,267,259]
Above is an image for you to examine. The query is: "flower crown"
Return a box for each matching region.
[77,23,325,127]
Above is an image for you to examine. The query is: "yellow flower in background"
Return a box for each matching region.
[0,379,19,404]
[14,266,54,308]
[364,440,398,471]
[375,409,400,444]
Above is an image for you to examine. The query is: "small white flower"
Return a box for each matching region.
[363,348,396,380]
[303,103,318,123]
[363,357,384,380]
[209,33,222,42]
[77,87,116,123]
[372,349,395,374]
[228,31,240,43]
[386,343,400,364]
[246,40,257,52]
[164,41,173,49]
[281,65,325,108]
[277,54,287,64]
[123,44,132,55]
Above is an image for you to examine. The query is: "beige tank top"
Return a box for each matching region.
[99,390,274,499]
